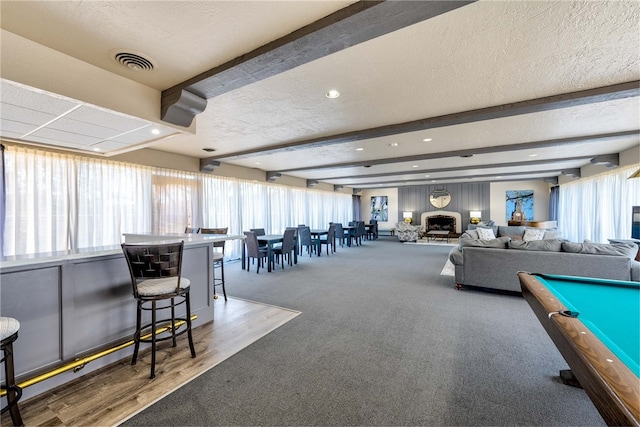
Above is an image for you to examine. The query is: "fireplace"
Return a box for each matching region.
[420,210,462,235]
[427,215,456,232]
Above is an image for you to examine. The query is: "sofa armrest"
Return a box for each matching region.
[632,260,640,282]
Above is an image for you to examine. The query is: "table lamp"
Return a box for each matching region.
[470,210,482,224]
[403,211,413,223]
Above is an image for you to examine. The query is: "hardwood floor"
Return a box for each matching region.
[2,297,300,427]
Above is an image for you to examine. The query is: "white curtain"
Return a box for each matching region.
[558,164,640,243]
[2,145,352,259]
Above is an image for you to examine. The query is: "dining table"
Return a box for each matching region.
[255,234,282,272]
[310,229,328,255]
[343,225,357,247]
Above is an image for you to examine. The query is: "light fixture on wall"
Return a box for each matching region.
[266,171,281,182]
[561,168,581,178]
[403,211,413,223]
[469,210,482,224]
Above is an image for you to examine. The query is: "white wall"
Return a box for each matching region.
[489,180,551,226]
[360,188,399,229]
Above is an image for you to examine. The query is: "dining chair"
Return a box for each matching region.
[274,228,297,268]
[332,223,346,247]
[318,224,337,255]
[1,317,23,426]
[200,227,228,301]
[354,221,366,246]
[298,226,315,256]
[121,241,196,379]
[243,231,269,273]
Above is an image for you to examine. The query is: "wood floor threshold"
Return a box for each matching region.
[3,297,301,427]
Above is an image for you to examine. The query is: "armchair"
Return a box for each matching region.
[396,222,421,242]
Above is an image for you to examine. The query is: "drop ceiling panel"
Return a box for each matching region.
[47,117,125,140]
[65,106,150,132]
[0,119,38,135]
[1,79,79,115]
[29,127,103,146]
[0,103,59,127]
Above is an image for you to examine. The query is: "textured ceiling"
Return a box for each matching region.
[1,0,639,189]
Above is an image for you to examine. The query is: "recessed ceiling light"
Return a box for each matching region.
[431,180,437,182]
[325,89,340,99]
[151,128,160,135]
[389,143,399,147]
[356,148,364,151]
[424,174,430,177]
[423,138,432,142]
[255,162,261,165]
[412,165,418,168]
[529,153,538,157]
[93,148,101,152]
[496,176,503,179]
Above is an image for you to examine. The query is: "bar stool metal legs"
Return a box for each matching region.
[213,252,227,301]
[1,317,23,427]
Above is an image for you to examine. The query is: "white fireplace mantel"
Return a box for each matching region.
[420,211,462,234]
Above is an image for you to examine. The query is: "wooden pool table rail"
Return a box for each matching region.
[518,272,639,427]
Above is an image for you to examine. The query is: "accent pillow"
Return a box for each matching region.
[561,242,639,259]
[459,236,511,249]
[543,230,562,240]
[523,228,546,242]
[461,229,480,240]
[509,239,563,252]
[476,227,496,240]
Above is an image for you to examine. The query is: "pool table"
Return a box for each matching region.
[518,272,639,426]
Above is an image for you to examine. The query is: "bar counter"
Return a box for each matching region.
[0,234,244,400]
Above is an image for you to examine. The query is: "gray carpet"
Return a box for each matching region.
[124,237,604,426]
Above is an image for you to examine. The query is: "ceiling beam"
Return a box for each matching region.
[345,169,564,188]
[161,0,474,126]
[310,156,596,180]
[211,81,640,161]
[275,131,638,172]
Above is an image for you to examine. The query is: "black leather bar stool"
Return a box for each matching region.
[1,317,23,427]
[121,241,196,379]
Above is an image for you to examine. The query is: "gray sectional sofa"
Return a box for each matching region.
[448,226,640,293]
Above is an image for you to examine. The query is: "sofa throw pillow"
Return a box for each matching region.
[561,242,639,260]
[543,230,562,240]
[523,228,546,241]
[509,239,563,252]
[459,236,511,249]
[497,226,526,238]
[461,229,480,240]
[476,227,496,240]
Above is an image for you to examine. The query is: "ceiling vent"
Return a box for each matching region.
[111,50,155,71]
